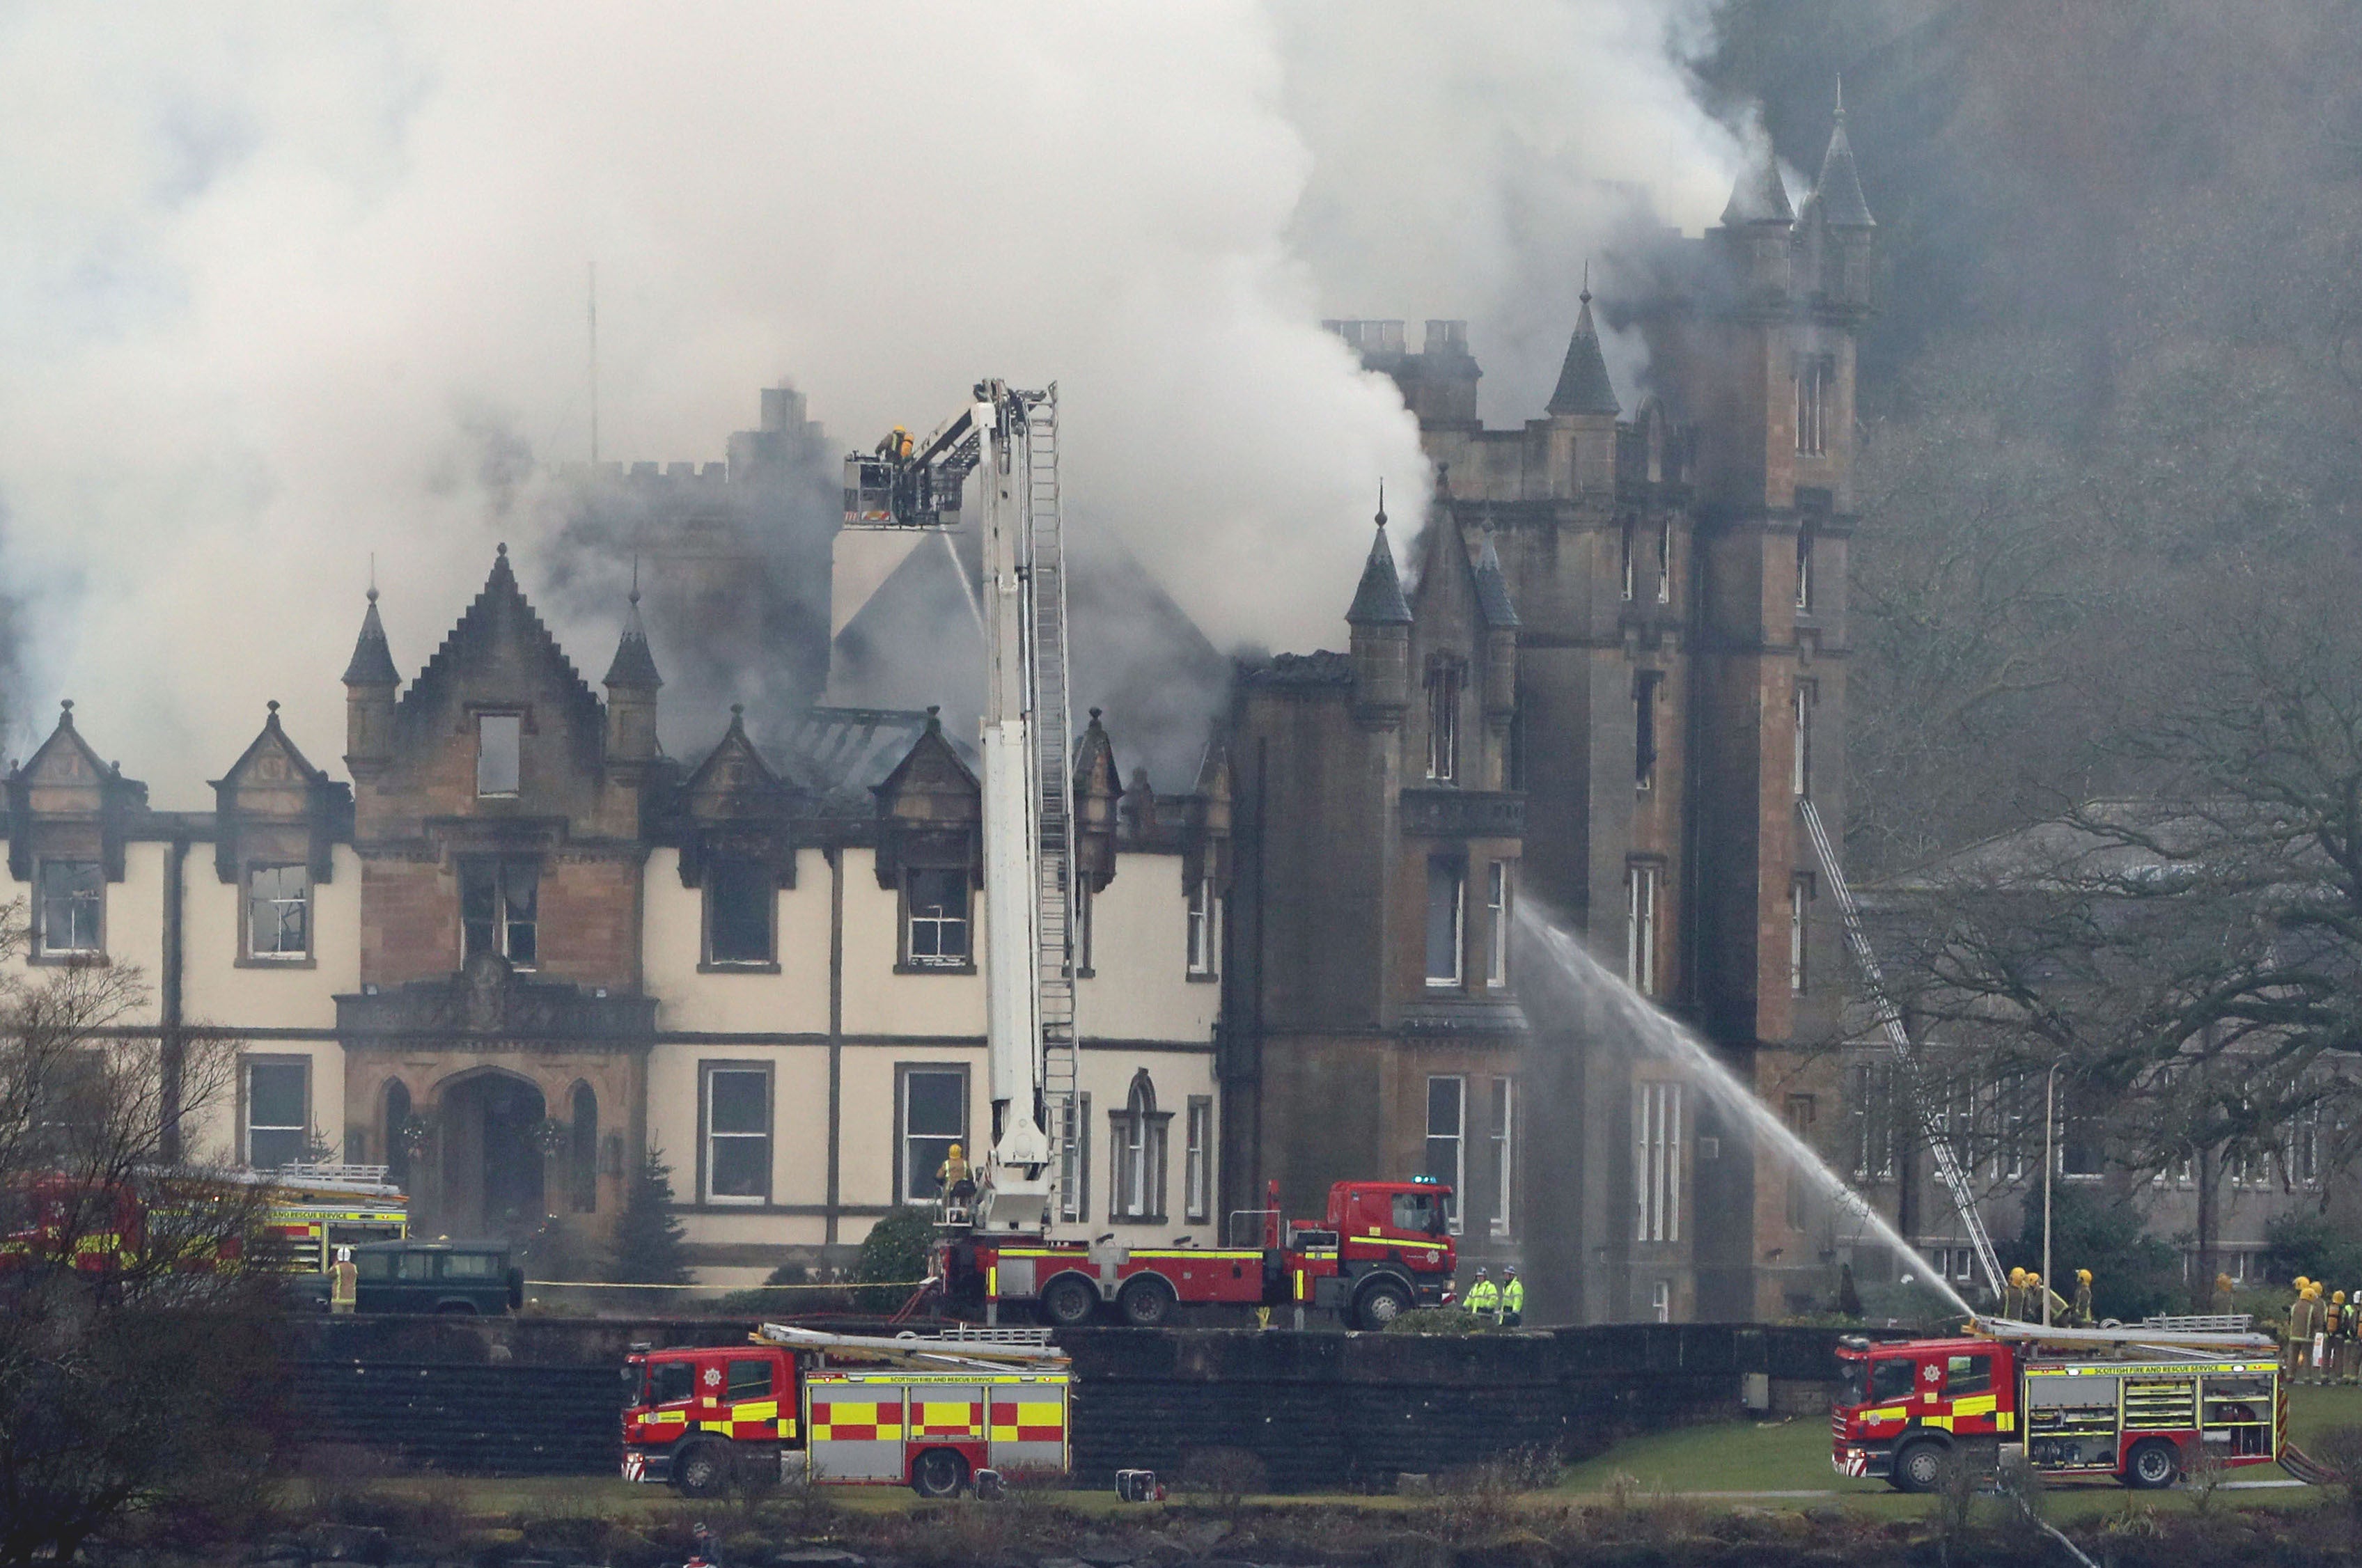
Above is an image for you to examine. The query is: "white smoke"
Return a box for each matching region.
[0,3,1739,805]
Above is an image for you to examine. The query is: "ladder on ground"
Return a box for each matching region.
[1022,387,1079,1209]
[1798,797,2004,1300]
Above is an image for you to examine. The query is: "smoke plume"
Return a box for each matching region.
[0,3,1739,803]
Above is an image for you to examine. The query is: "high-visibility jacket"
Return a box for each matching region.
[330,1259,359,1308]
[1501,1277,1525,1316]
[1464,1278,1500,1315]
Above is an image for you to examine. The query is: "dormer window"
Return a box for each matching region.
[1425,659,1462,783]
[461,856,538,968]
[704,857,774,967]
[904,867,971,968]
[247,865,311,960]
[476,713,522,797]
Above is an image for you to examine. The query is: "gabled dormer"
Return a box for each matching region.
[355,545,626,844]
[6,703,150,962]
[1407,507,1509,792]
[212,702,351,887]
[1073,708,1124,893]
[871,709,982,972]
[673,706,797,892]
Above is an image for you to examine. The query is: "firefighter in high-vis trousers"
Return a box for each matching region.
[330,1245,359,1315]
[2071,1268,2094,1328]
[1464,1268,1500,1324]
[1500,1266,1524,1328]
[2291,1282,2324,1381]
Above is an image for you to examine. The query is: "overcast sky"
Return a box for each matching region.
[0,2,1738,803]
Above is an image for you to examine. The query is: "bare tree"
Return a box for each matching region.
[0,902,283,1567]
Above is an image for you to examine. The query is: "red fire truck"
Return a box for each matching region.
[622,1324,1071,1498]
[1832,1315,2286,1491]
[936,1175,1458,1329]
[0,1165,407,1278]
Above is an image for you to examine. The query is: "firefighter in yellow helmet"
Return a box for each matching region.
[2072,1268,2094,1328]
[2295,1283,2326,1381]
[937,1142,975,1212]
[2006,1267,2028,1321]
[1500,1265,1524,1328]
[1464,1267,1501,1325]
[329,1244,359,1315]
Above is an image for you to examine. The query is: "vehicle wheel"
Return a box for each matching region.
[2123,1438,2180,1490]
[1118,1275,1177,1327]
[1352,1277,1412,1330]
[910,1446,969,1499]
[674,1441,731,1499]
[1891,1439,1948,1494]
[1040,1274,1097,1327]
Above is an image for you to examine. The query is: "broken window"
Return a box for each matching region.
[703,1065,770,1202]
[1796,528,1815,611]
[248,865,310,959]
[1425,1076,1464,1231]
[37,860,102,957]
[905,867,969,966]
[244,1057,310,1172]
[460,857,538,969]
[1634,670,1663,790]
[1425,659,1462,783]
[1485,861,1510,987]
[1656,519,1673,604]
[1625,862,1659,997]
[476,713,522,797]
[1794,353,1833,456]
[1425,858,1464,989]
[705,857,772,966]
[1792,679,1816,799]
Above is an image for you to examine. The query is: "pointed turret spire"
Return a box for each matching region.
[1546,268,1621,418]
[602,565,662,690]
[1345,490,1413,626]
[1472,538,1521,629]
[1809,77,1875,229]
[342,584,400,687]
[1720,133,1794,227]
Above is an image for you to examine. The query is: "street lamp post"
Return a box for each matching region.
[2042,1063,2061,1327]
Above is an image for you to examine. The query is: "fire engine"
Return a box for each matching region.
[621,1323,1072,1498]
[1833,1315,2287,1491]
[938,1175,1457,1328]
[0,1163,407,1278]
[850,389,1450,1329]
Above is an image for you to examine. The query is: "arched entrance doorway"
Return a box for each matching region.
[437,1071,547,1240]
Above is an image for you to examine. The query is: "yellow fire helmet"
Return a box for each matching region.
[2076,1269,2092,1283]
[2299,1276,2314,1290]
[2338,1292,2349,1306]
[948,1143,962,1159]
[2010,1267,2028,1287]
[2308,1284,2324,1299]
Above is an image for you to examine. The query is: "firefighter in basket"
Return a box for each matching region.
[936,1143,976,1216]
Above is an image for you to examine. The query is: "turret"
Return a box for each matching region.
[1345,497,1413,729]
[1472,538,1521,744]
[1718,135,1794,302]
[602,581,663,765]
[1544,270,1622,492]
[342,586,399,776]
[1797,80,1877,316]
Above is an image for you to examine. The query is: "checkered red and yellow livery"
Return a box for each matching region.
[622,1322,1071,1498]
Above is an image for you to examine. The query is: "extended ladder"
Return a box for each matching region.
[1799,797,2003,1299]
[1022,389,1079,1211]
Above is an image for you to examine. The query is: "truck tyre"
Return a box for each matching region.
[910,1446,969,1499]
[1890,1438,1948,1494]
[2123,1438,2180,1490]
[1040,1274,1097,1327]
[1118,1275,1177,1327]
[1352,1276,1412,1330]
[674,1440,731,1498]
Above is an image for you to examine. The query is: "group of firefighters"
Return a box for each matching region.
[2000,1265,2095,1326]
[1461,1265,1524,1328]
[2286,1276,2362,1384]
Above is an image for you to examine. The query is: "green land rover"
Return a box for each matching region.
[305,1239,524,1315]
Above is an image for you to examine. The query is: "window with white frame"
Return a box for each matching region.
[1489,1078,1514,1239]
[1620,522,1636,602]
[904,867,970,967]
[37,859,102,957]
[1056,1092,1092,1223]
[1185,1096,1212,1223]
[1187,875,1217,977]
[1652,1278,1672,1324]
[1792,680,1816,799]
[1634,671,1662,790]
[1426,859,1464,989]
[1625,862,1659,998]
[702,1065,770,1203]
[1656,519,1673,604]
[476,712,522,797]
[2003,1076,2028,1181]
[1796,529,1815,611]
[1848,1063,1897,1182]
[1794,353,1833,456]
[244,1057,310,1172]
[1425,1076,1465,1233]
[1110,1072,1168,1222]
[460,856,538,968]
[899,1065,967,1204]
[1485,861,1510,987]
[1633,1079,1682,1243]
[247,865,310,959]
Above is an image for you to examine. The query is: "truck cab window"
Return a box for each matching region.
[1945,1354,1993,1397]
[650,1362,694,1406]
[728,1359,774,1402]
[1869,1358,1914,1404]
[1391,1191,1448,1235]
